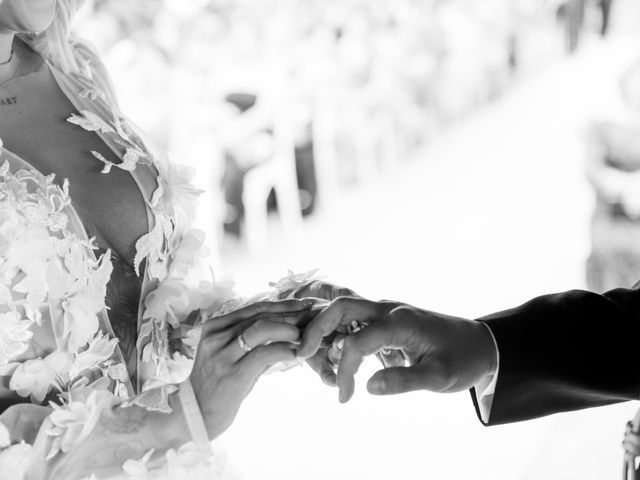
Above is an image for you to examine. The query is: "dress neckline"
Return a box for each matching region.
[0,37,45,88]
[0,37,158,396]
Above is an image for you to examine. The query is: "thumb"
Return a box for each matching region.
[366,366,431,395]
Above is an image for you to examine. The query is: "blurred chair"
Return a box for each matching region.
[221,96,303,253]
[586,122,640,292]
[242,109,303,253]
[311,92,340,209]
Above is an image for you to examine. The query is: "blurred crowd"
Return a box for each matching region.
[587,58,640,292]
[73,0,622,255]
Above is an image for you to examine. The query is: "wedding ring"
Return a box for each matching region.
[327,336,345,368]
[348,320,368,334]
[237,333,252,353]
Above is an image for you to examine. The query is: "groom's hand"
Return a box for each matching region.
[278,280,358,387]
[284,280,357,301]
[282,280,405,387]
[298,298,498,403]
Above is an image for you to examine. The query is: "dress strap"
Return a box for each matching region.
[178,380,210,445]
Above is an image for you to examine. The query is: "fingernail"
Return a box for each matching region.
[368,379,384,394]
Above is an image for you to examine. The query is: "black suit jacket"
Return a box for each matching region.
[471,286,640,425]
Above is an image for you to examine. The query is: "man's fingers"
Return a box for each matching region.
[366,366,429,395]
[306,350,337,387]
[205,299,314,333]
[377,349,406,368]
[336,320,412,403]
[367,356,458,395]
[297,297,386,359]
[303,281,357,300]
[238,343,298,378]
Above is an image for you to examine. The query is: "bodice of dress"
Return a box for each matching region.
[0,39,152,264]
[0,32,316,479]
[0,38,156,386]
[0,34,215,406]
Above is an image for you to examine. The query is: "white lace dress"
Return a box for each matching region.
[0,36,310,480]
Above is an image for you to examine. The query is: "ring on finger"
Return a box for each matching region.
[237,333,253,353]
[327,335,345,368]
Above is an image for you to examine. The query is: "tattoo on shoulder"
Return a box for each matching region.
[0,97,17,106]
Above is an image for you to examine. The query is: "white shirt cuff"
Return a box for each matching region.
[473,322,499,423]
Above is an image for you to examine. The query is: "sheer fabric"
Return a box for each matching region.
[0,35,275,479]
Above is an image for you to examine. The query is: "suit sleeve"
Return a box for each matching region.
[470,286,640,426]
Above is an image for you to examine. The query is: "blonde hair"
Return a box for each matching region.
[17,0,86,73]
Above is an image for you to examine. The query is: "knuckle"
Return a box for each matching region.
[284,298,301,308]
[333,296,350,306]
[337,287,355,298]
[208,359,228,378]
[430,356,455,391]
[343,335,357,352]
[203,316,225,335]
[246,303,262,317]
[201,336,219,354]
[201,319,215,335]
[396,370,412,389]
[388,304,411,317]
[247,344,268,360]
[251,318,269,335]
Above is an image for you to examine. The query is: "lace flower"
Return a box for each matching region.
[47,241,112,352]
[167,229,208,279]
[0,312,33,365]
[123,442,214,480]
[0,422,32,480]
[69,332,119,379]
[187,278,236,317]
[142,277,191,329]
[142,352,193,391]
[10,351,73,403]
[134,216,172,280]
[0,217,56,288]
[150,162,202,230]
[268,269,323,293]
[45,389,111,459]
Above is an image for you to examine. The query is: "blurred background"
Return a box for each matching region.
[75,0,640,478]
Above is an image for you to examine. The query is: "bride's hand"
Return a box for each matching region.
[189,299,314,439]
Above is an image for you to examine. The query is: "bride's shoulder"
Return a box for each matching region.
[68,35,119,107]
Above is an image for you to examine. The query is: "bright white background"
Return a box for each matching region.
[79,1,640,478]
[220,13,640,480]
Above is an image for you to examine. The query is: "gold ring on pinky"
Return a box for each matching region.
[237,333,252,353]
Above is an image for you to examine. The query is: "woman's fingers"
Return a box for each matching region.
[238,342,298,378]
[201,299,315,355]
[221,319,301,364]
[205,299,315,333]
[297,297,388,359]
[306,349,337,387]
